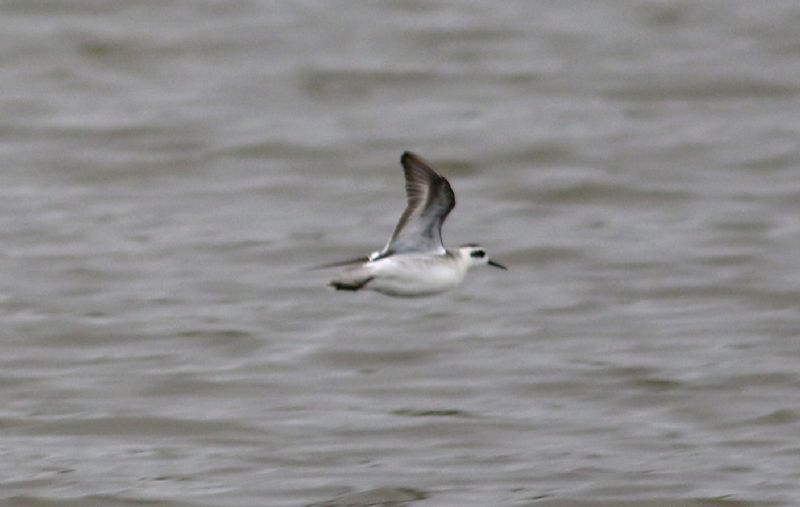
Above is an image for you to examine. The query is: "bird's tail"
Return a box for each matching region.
[328,263,375,292]
[329,276,374,291]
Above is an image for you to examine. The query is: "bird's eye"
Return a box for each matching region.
[470,250,486,258]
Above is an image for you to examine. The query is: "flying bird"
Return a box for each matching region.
[322,151,506,297]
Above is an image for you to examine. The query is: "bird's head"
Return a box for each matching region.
[458,244,507,270]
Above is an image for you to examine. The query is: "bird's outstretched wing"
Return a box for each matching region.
[376,151,455,258]
[309,256,370,270]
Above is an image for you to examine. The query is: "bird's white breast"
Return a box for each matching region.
[365,254,468,297]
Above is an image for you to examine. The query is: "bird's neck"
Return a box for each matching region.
[447,249,473,271]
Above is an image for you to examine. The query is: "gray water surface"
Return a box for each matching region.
[2,1,800,506]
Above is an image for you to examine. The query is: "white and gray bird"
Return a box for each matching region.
[322,151,506,297]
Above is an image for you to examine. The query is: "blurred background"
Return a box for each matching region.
[1,1,799,506]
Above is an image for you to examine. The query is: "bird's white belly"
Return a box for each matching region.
[366,256,465,297]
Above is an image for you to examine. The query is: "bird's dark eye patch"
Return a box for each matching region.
[470,250,486,258]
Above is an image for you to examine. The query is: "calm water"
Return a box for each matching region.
[2,1,799,506]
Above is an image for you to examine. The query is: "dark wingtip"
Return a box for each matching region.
[400,151,432,168]
[401,151,420,166]
[400,151,446,185]
[310,256,370,270]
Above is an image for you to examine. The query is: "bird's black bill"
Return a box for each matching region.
[488,259,508,270]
